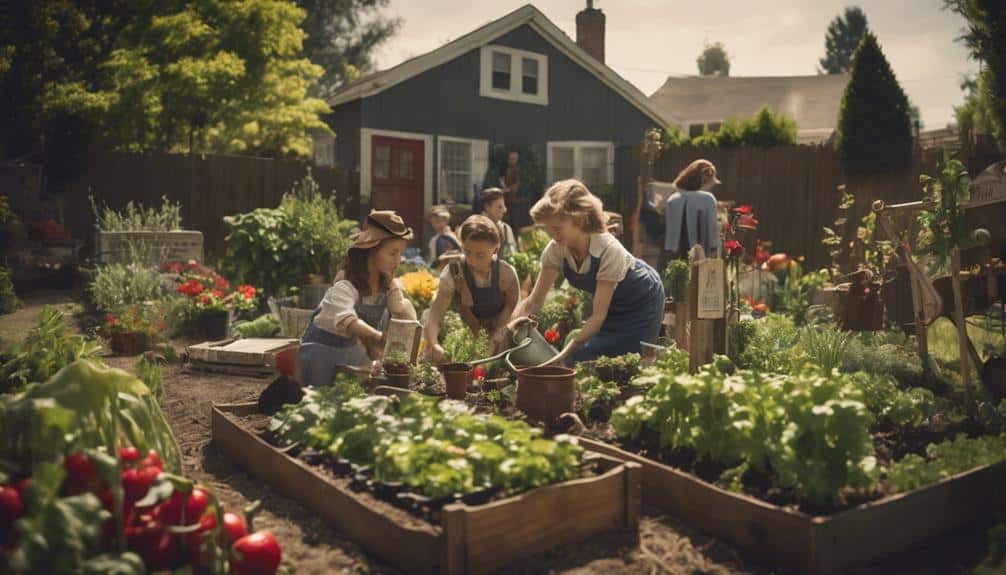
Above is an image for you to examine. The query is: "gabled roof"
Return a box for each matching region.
[648,74,849,142]
[327,4,673,127]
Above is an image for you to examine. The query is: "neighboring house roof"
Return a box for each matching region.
[648,74,849,143]
[326,4,673,127]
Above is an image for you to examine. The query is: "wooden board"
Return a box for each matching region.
[97,230,203,264]
[187,338,299,367]
[212,403,641,575]
[579,438,1006,575]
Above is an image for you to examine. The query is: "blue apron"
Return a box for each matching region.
[562,245,665,362]
[301,291,389,368]
[435,234,461,259]
[453,259,505,332]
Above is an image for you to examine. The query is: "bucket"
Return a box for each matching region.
[441,363,471,399]
[509,359,575,428]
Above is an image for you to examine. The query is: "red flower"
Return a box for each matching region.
[214,276,230,290]
[725,240,744,256]
[736,214,759,231]
[211,289,224,298]
[473,367,486,380]
[543,328,560,345]
[105,314,118,326]
[752,302,768,313]
[732,204,753,215]
[198,294,211,305]
[238,285,256,299]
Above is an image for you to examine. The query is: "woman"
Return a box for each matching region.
[424,215,520,360]
[664,159,721,262]
[511,180,665,364]
[299,211,417,380]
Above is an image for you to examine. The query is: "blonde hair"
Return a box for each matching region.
[530,179,607,233]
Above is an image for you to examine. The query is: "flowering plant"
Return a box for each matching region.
[104,304,167,336]
[400,270,438,315]
[164,260,258,315]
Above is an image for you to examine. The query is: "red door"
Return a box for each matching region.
[371,136,424,234]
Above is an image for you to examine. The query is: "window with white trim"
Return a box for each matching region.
[438,137,489,204]
[547,142,614,191]
[312,132,335,167]
[480,45,548,105]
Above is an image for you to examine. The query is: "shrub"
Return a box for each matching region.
[662,259,690,302]
[89,263,164,311]
[90,194,182,232]
[0,267,21,315]
[1,308,102,394]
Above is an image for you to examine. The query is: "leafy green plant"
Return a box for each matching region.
[733,314,806,373]
[662,259,690,302]
[0,266,21,314]
[888,434,1006,493]
[222,170,354,298]
[233,314,281,338]
[578,376,622,422]
[917,159,974,275]
[772,262,829,326]
[1,308,103,394]
[518,228,551,260]
[89,263,163,311]
[507,251,539,283]
[851,372,935,427]
[798,325,850,374]
[410,360,442,394]
[90,194,183,232]
[442,327,491,364]
[594,354,641,384]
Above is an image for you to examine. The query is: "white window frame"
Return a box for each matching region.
[546,141,615,187]
[479,45,548,105]
[312,132,336,167]
[437,135,488,204]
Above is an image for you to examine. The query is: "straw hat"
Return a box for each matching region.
[349,210,414,250]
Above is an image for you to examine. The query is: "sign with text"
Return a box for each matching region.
[696,259,726,319]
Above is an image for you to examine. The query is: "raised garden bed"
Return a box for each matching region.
[578,436,1006,575]
[96,230,203,264]
[212,402,641,574]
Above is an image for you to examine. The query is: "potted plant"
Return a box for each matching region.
[383,351,411,388]
[171,261,257,340]
[440,328,491,399]
[105,304,165,355]
[410,360,444,395]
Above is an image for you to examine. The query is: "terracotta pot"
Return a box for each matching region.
[441,364,472,399]
[110,332,150,356]
[384,366,411,389]
[514,365,575,429]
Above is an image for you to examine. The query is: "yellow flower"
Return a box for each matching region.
[401,270,438,307]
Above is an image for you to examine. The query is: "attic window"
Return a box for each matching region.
[480,45,548,105]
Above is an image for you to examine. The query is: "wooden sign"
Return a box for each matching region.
[695,259,726,319]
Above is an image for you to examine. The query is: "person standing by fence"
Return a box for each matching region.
[662,159,722,268]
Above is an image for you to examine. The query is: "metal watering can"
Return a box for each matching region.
[502,317,559,369]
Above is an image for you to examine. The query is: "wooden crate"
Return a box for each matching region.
[97,230,203,264]
[579,438,1006,575]
[188,338,299,367]
[212,403,641,575]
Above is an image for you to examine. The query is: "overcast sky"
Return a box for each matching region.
[370,0,978,130]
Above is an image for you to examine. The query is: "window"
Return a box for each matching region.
[492,51,511,90]
[439,140,472,203]
[374,145,391,178]
[547,142,614,190]
[398,148,414,179]
[522,58,538,95]
[313,132,335,167]
[480,45,548,105]
[689,124,705,139]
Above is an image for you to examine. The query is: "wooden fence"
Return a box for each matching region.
[63,151,359,258]
[631,145,945,269]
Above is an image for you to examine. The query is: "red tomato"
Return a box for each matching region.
[0,486,24,526]
[127,520,178,571]
[221,512,248,545]
[142,450,164,471]
[230,531,282,575]
[472,367,486,380]
[119,446,142,464]
[122,465,161,502]
[186,513,217,567]
[63,453,97,492]
[155,487,209,525]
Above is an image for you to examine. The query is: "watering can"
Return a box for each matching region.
[502,317,559,368]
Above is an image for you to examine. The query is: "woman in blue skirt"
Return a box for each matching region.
[511,179,665,364]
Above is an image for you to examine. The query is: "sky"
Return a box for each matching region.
[369,0,979,130]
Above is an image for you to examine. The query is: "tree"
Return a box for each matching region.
[945,0,1006,152]
[835,32,913,175]
[697,42,730,77]
[296,0,401,100]
[819,6,869,74]
[955,72,996,144]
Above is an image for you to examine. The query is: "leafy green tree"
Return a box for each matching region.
[819,6,869,74]
[835,32,913,175]
[697,42,730,77]
[956,72,996,144]
[297,0,401,100]
[945,0,1006,152]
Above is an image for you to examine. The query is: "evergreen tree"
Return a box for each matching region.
[819,6,869,74]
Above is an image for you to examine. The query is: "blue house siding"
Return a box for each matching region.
[327,100,361,170]
[354,24,656,147]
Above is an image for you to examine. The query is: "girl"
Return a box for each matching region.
[512,180,665,364]
[300,211,417,376]
[427,206,461,270]
[424,214,521,361]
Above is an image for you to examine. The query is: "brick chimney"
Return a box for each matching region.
[575,0,605,64]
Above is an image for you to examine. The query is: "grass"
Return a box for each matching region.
[927,315,1005,384]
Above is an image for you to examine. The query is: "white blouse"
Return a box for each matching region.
[540,233,633,283]
[312,278,416,337]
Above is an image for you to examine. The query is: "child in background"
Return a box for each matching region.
[427,206,461,271]
[480,188,518,260]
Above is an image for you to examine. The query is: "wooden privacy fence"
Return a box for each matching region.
[631,145,944,269]
[62,150,359,258]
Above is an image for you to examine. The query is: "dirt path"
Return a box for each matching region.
[1,291,994,574]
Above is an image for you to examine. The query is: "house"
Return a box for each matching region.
[315,2,670,234]
[648,74,849,144]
